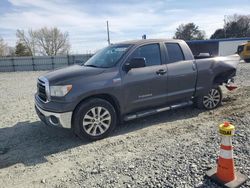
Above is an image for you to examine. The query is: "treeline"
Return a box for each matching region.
[1,14,250,57]
[0,27,70,57]
[173,14,250,40]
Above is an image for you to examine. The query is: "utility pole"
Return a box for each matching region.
[106,21,110,45]
[224,15,227,38]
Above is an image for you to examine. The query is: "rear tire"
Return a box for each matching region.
[195,86,222,110]
[73,98,117,141]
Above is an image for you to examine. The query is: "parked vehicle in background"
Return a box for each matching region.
[35,39,239,140]
[187,38,250,57]
[237,41,250,62]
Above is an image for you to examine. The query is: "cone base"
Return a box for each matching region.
[206,167,248,188]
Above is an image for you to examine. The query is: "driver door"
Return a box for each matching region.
[122,43,168,113]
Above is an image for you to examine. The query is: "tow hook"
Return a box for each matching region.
[225,79,238,91]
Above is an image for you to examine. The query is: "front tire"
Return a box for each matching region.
[195,86,222,110]
[73,98,117,141]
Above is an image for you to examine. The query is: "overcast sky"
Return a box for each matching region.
[1,0,250,53]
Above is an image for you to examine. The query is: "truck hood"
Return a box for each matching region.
[42,65,105,84]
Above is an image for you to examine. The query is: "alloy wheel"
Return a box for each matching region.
[203,88,221,109]
[82,106,111,136]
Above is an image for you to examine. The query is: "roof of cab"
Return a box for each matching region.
[116,39,184,45]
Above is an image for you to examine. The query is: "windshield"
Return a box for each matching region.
[84,44,131,68]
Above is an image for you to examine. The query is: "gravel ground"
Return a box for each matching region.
[0,63,249,188]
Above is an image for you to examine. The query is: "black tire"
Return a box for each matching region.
[73,98,117,141]
[245,59,250,63]
[195,86,222,110]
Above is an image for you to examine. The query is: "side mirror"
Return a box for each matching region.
[198,53,211,57]
[195,53,212,59]
[124,57,146,72]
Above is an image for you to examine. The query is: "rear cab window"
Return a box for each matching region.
[130,44,161,66]
[165,43,185,63]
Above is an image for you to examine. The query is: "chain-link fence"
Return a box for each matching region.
[0,54,92,72]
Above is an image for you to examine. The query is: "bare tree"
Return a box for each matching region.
[0,37,8,57]
[16,27,70,56]
[33,27,70,56]
[211,14,250,39]
[224,14,250,38]
[16,29,36,56]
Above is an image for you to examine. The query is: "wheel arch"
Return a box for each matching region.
[213,69,236,85]
[72,93,121,127]
[194,86,222,110]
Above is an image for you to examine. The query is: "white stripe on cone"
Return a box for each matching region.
[220,149,233,159]
[221,137,233,146]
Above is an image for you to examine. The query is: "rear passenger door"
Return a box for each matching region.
[165,43,197,103]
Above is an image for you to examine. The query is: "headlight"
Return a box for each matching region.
[50,85,72,97]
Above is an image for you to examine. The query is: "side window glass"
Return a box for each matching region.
[130,44,161,66]
[165,43,185,63]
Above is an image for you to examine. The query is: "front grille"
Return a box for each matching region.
[37,79,47,102]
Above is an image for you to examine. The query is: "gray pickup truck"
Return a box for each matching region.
[35,39,239,140]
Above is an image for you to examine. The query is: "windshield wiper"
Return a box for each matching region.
[84,64,99,68]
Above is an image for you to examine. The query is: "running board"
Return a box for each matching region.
[124,101,193,121]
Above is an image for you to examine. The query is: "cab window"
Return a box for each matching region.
[130,44,161,66]
[165,43,185,63]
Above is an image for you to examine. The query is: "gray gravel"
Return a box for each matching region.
[0,63,249,188]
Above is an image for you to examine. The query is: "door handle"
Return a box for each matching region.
[156,69,167,75]
[192,63,196,71]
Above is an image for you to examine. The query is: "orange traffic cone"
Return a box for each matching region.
[217,121,235,182]
[206,122,248,188]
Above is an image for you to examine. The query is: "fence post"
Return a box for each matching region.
[32,56,35,71]
[51,56,54,70]
[73,55,75,64]
[11,57,15,72]
[67,55,70,66]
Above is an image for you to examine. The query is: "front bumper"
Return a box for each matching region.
[35,104,72,129]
